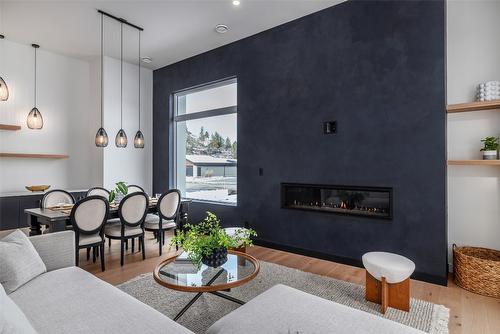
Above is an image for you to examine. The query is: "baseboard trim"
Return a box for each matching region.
[253,238,448,286]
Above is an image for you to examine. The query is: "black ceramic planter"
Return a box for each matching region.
[202,248,228,267]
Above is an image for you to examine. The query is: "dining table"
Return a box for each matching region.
[25,198,191,236]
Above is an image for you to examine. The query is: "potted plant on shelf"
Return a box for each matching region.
[108,181,128,203]
[171,211,257,268]
[480,136,499,160]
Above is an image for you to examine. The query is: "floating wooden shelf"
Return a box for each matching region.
[448,160,500,166]
[0,153,69,159]
[0,124,21,131]
[446,100,500,113]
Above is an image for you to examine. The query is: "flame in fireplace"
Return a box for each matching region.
[340,201,348,209]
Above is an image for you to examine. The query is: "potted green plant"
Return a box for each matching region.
[480,136,499,160]
[171,211,256,268]
[108,181,128,203]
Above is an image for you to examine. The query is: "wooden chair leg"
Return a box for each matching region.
[92,246,97,263]
[125,239,128,250]
[108,237,111,248]
[141,236,146,260]
[381,277,388,314]
[174,229,178,251]
[138,238,141,251]
[86,247,90,261]
[162,231,165,245]
[120,240,125,266]
[100,243,105,272]
[132,238,135,253]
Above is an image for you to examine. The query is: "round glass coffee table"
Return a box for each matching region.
[153,250,260,321]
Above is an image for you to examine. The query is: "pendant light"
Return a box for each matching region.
[115,22,127,148]
[27,44,43,129]
[95,13,108,147]
[0,35,9,101]
[134,30,144,149]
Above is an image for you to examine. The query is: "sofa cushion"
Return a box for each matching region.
[29,231,75,272]
[9,266,193,334]
[206,284,425,334]
[0,283,38,334]
[0,230,47,294]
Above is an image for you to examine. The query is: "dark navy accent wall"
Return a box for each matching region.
[153,0,447,285]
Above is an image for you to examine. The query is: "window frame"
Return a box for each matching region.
[172,77,238,206]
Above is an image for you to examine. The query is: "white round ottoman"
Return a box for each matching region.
[362,252,415,314]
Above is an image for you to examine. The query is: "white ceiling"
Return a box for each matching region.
[0,0,344,70]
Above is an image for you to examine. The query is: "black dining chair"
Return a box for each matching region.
[86,187,110,199]
[40,189,75,234]
[40,189,75,208]
[144,189,181,256]
[70,196,109,271]
[127,184,145,193]
[104,192,148,266]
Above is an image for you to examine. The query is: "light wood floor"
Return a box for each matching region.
[5,229,499,333]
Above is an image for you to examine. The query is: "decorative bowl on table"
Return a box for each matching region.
[25,185,51,192]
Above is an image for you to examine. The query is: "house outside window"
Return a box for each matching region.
[173,78,237,204]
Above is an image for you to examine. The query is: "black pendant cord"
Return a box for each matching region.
[100,13,104,128]
[34,46,37,107]
[120,22,123,130]
[138,31,141,131]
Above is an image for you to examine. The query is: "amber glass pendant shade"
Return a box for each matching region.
[115,128,127,148]
[95,127,109,147]
[0,77,9,101]
[27,107,43,129]
[134,130,144,148]
[27,44,43,130]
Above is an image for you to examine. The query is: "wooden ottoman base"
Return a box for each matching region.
[365,271,410,314]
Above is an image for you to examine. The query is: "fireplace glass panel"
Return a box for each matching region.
[281,183,392,219]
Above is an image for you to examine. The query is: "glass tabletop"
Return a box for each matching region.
[154,250,260,292]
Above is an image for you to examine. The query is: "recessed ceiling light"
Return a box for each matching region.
[141,56,152,63]
[232,0,240,6]
[215,24,229,34]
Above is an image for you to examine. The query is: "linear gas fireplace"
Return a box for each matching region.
[281,183,393,219]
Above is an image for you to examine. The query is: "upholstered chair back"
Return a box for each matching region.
[86,187,110,200]
[119,192,148,226]
[71,196,108,233]
[158,190,181,220]
[41,190,75,208]
[127,185,144,194]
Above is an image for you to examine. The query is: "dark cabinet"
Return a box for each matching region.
[0,198,20,230]
[18,195,43,228]
[0,191,88,231]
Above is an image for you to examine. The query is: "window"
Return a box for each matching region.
[174,78,237,204]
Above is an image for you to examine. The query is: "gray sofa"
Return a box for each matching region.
[6,231,193,334]
[4,231,424,334]
[206,284,425,334]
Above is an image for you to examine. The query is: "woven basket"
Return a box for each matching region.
[453,244,500,298]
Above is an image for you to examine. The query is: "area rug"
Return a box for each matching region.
[117,261,449,334]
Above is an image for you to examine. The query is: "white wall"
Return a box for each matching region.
[0,39,102,192]
[0,39,153,194]
[102,56,153,194]
[447,0,500,267]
